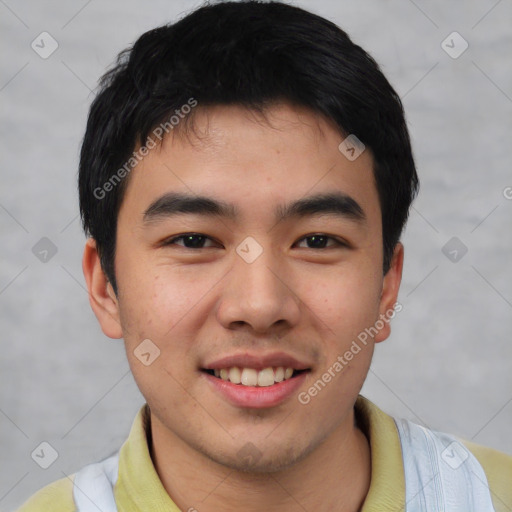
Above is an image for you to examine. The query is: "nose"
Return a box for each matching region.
[216,244,301,335]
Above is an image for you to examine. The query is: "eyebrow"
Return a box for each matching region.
[142,191,366,225]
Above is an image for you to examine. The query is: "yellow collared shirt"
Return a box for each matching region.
[17,396,512,511]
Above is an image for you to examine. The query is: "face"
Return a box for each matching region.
[85,103,402,473]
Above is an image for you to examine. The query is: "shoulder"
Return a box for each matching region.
[462,439,512,512]
[16,474,76,512]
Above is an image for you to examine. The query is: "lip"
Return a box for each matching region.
[202,351,311,371]
[203,370,308,409]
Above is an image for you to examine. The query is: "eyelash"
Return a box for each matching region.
[162,233,348,250]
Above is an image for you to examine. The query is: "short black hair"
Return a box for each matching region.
[79,0,419,293]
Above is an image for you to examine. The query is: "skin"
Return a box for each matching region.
[83,103,404,511]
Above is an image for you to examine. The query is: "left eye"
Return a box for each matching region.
[295,234,344,249]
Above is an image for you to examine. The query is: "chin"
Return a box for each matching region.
[203,438,317,475]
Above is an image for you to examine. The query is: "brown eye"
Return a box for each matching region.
[164,233,218,249]
[295,234,345,249]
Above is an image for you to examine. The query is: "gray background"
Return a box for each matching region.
[1,0,511,510]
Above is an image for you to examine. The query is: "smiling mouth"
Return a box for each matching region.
[202,367,309,387]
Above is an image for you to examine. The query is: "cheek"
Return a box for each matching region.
[116,260,190,337]
[115,266,201,407]
[115,259,218,375]
[116,272,166,339]
[303,265,382,339]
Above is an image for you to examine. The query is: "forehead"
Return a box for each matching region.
[118,103,380,230]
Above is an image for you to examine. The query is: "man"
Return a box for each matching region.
[18,1,511,511]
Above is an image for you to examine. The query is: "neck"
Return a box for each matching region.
[149,408,371,512]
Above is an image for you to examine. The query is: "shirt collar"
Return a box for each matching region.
[114,395,405,511]
[355,395,405,512]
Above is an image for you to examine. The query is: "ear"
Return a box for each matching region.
[374,242,404,343]
[82,238,123,339]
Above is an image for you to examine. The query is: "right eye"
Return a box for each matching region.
[162,233,221,249]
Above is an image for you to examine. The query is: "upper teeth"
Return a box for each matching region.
[213,367,295,386]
